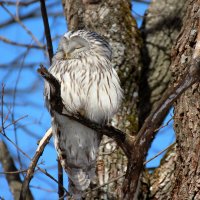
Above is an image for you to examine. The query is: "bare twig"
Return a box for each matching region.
[0,0,39,6]
[1,4,44,48]
[143,142,175,165]
[1,131,31,160]
[1,84,6,135]
[39,0,53,63]
[1,117,69,199]
[0,169,27,175]
[19,128,52,199]
[19,128,70,199]
[1,94,28,186]
[38,167,70,198]
[3,115,28,130]
[1,126,62,188]
[0,140,34,200]
[0,1,61,29]
[2,60,62,198]
[30,185,57,193]
[133,0,150,4]
[0,35,45,49]
[58,158,64,200]
[154,117,173,132]
[11,45,31,177]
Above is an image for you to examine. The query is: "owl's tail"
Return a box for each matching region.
[68,168,91,199]
[69,168,90,191]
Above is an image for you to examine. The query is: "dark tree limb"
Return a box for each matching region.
[19,129,52,200]
[58,157,64,200]
[39,2,65,199]
[19,128,70,200]
[0,140,34,200]
[39,0,53,63]
[137,58,200,142]
[123,57,200,199]
[37,56,200,199]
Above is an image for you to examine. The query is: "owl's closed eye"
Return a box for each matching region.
[54,35,90,60]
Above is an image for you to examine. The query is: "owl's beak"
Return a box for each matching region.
[64,53,71,59]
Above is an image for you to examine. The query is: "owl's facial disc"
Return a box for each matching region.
[63,36,89,59]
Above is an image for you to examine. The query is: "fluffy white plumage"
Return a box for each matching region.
[44,30,123,198]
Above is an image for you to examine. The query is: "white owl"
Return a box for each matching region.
[44,30,123,198]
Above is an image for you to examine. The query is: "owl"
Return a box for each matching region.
[44,30,123,198]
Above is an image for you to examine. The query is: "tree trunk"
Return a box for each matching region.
[61,0,200,199]
[170,0,200,199]
[141,0,200,199]
[139,0,187,124]
[62,0,142,199]
[138,0,188,199]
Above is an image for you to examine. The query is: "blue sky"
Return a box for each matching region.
[0,1,174,199]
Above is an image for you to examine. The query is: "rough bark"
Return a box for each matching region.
[61,0,200,199]
[170,1,200,199]
[139,0,200,199]
[139,145,177,200]
[139,0,187,124]
[62,0,143,199]
[138,0,188,198]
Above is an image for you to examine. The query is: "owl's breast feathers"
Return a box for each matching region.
[49,56,122,123]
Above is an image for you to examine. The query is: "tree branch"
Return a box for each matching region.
[123,57,200,199]
[0,0,39,6]
[39,2,66,198]
[39,0,53,63]
[19,128,52,200]
[137,57,200,145]
[39,2,65,198]
[19,128,70,199]
[0,35,45,49]
[38,55,200,156]
[58,159,64,200]
[1,4,44,49]
[0,140,33,200]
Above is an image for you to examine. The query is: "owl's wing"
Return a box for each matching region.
[44,70,95,198]
[44,81,51,111]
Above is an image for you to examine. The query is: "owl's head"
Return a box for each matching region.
[54,30,112,61]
